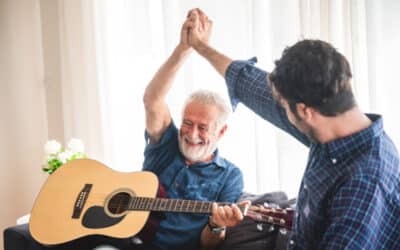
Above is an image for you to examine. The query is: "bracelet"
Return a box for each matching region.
[208,221,226,234]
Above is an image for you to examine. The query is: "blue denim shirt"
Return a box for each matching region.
[142,121,243,250]
[225,58,400,249]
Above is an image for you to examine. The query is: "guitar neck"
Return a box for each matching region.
[128,196,234,214]
[127,197,293,229]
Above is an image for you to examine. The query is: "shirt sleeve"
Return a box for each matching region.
[320,176,389,249]
[142,121,178,175]
[217,167,244,203]
[225,58,310,147]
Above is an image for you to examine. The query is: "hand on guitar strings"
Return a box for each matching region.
[208,200,251,228]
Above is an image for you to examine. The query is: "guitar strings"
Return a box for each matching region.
[85,194,291,211]
[83,197,291,215]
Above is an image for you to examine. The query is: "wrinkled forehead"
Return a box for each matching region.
[182,101,221,124]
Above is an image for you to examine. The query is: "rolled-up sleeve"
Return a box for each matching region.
[143,121,178,174]
[225,57,261,111]
[225,58,310,146]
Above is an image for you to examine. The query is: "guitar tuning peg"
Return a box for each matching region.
[279,228,288,235]
[268,225,275,232]
[256,223,263,231]
[131,236,143,245]
[272,203,280,209]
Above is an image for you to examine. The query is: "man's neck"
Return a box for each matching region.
[314,107,372,144]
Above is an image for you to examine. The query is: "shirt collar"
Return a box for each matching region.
[212,149,227,168]
[183,149,227,169]
[320,114,383,161]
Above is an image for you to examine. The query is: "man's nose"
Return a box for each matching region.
[187,126,199,139]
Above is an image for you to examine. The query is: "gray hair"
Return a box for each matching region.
[183,90,231,127]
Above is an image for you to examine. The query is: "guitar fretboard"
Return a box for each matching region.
[128,197,231,214]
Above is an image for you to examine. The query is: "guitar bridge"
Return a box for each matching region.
[72,184,92,219]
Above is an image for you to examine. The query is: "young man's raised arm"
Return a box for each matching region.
[188,9,233,77]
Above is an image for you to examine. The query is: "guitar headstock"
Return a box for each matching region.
[246,204,294,230]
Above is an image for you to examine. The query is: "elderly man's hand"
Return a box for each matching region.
[179,16,192,51]
[209,200,251,228]
[185,8,213,49]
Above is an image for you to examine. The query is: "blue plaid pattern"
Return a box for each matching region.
[225,58,400,249]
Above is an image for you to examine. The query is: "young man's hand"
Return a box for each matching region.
[186,8,213,50]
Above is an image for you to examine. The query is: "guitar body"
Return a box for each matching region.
[30,159,294,246]
[29,159,159,245]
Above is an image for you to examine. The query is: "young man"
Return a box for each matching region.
[186,8,400,249]
[142,16,248,250]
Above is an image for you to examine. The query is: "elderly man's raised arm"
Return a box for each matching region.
[143,21,192,144]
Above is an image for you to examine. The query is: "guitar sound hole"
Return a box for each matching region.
[107,192,131,215]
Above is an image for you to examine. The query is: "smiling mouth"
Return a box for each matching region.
[184,138,205,146]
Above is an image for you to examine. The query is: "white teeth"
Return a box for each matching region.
[183,135,204,145]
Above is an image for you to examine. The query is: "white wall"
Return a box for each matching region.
[1,1,104,247]
[0,0,48,248]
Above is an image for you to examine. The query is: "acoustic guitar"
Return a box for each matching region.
[30,159,294,245]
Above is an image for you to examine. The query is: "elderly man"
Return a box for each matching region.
[186,8,400,250]
[141,15,248,250]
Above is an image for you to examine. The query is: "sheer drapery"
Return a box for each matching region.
[56,0,105,162]
[85,0,400,197]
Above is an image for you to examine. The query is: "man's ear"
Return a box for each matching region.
[218,124,228,139]
[296,103,314,122]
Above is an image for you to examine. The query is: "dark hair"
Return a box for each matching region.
[268,39,355,117]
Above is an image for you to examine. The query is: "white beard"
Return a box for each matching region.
[178,134,218,163]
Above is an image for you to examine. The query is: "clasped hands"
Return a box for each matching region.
[179,8,213,52]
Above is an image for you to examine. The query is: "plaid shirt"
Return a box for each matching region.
[225,58,400,249]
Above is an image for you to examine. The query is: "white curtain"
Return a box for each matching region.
[56,0,105,161]
[84,0,400,197]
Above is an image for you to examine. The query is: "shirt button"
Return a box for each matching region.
[331,158,337,164]
[304,184,308,190]
[289,240,295,245]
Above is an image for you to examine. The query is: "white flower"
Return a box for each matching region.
[67,138,85,153]
[42,138,86,174]
[44,140,62,155]
[44,155,53,164]
[57,150,73,164]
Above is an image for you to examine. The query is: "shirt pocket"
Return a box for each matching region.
[179,181,220,202]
